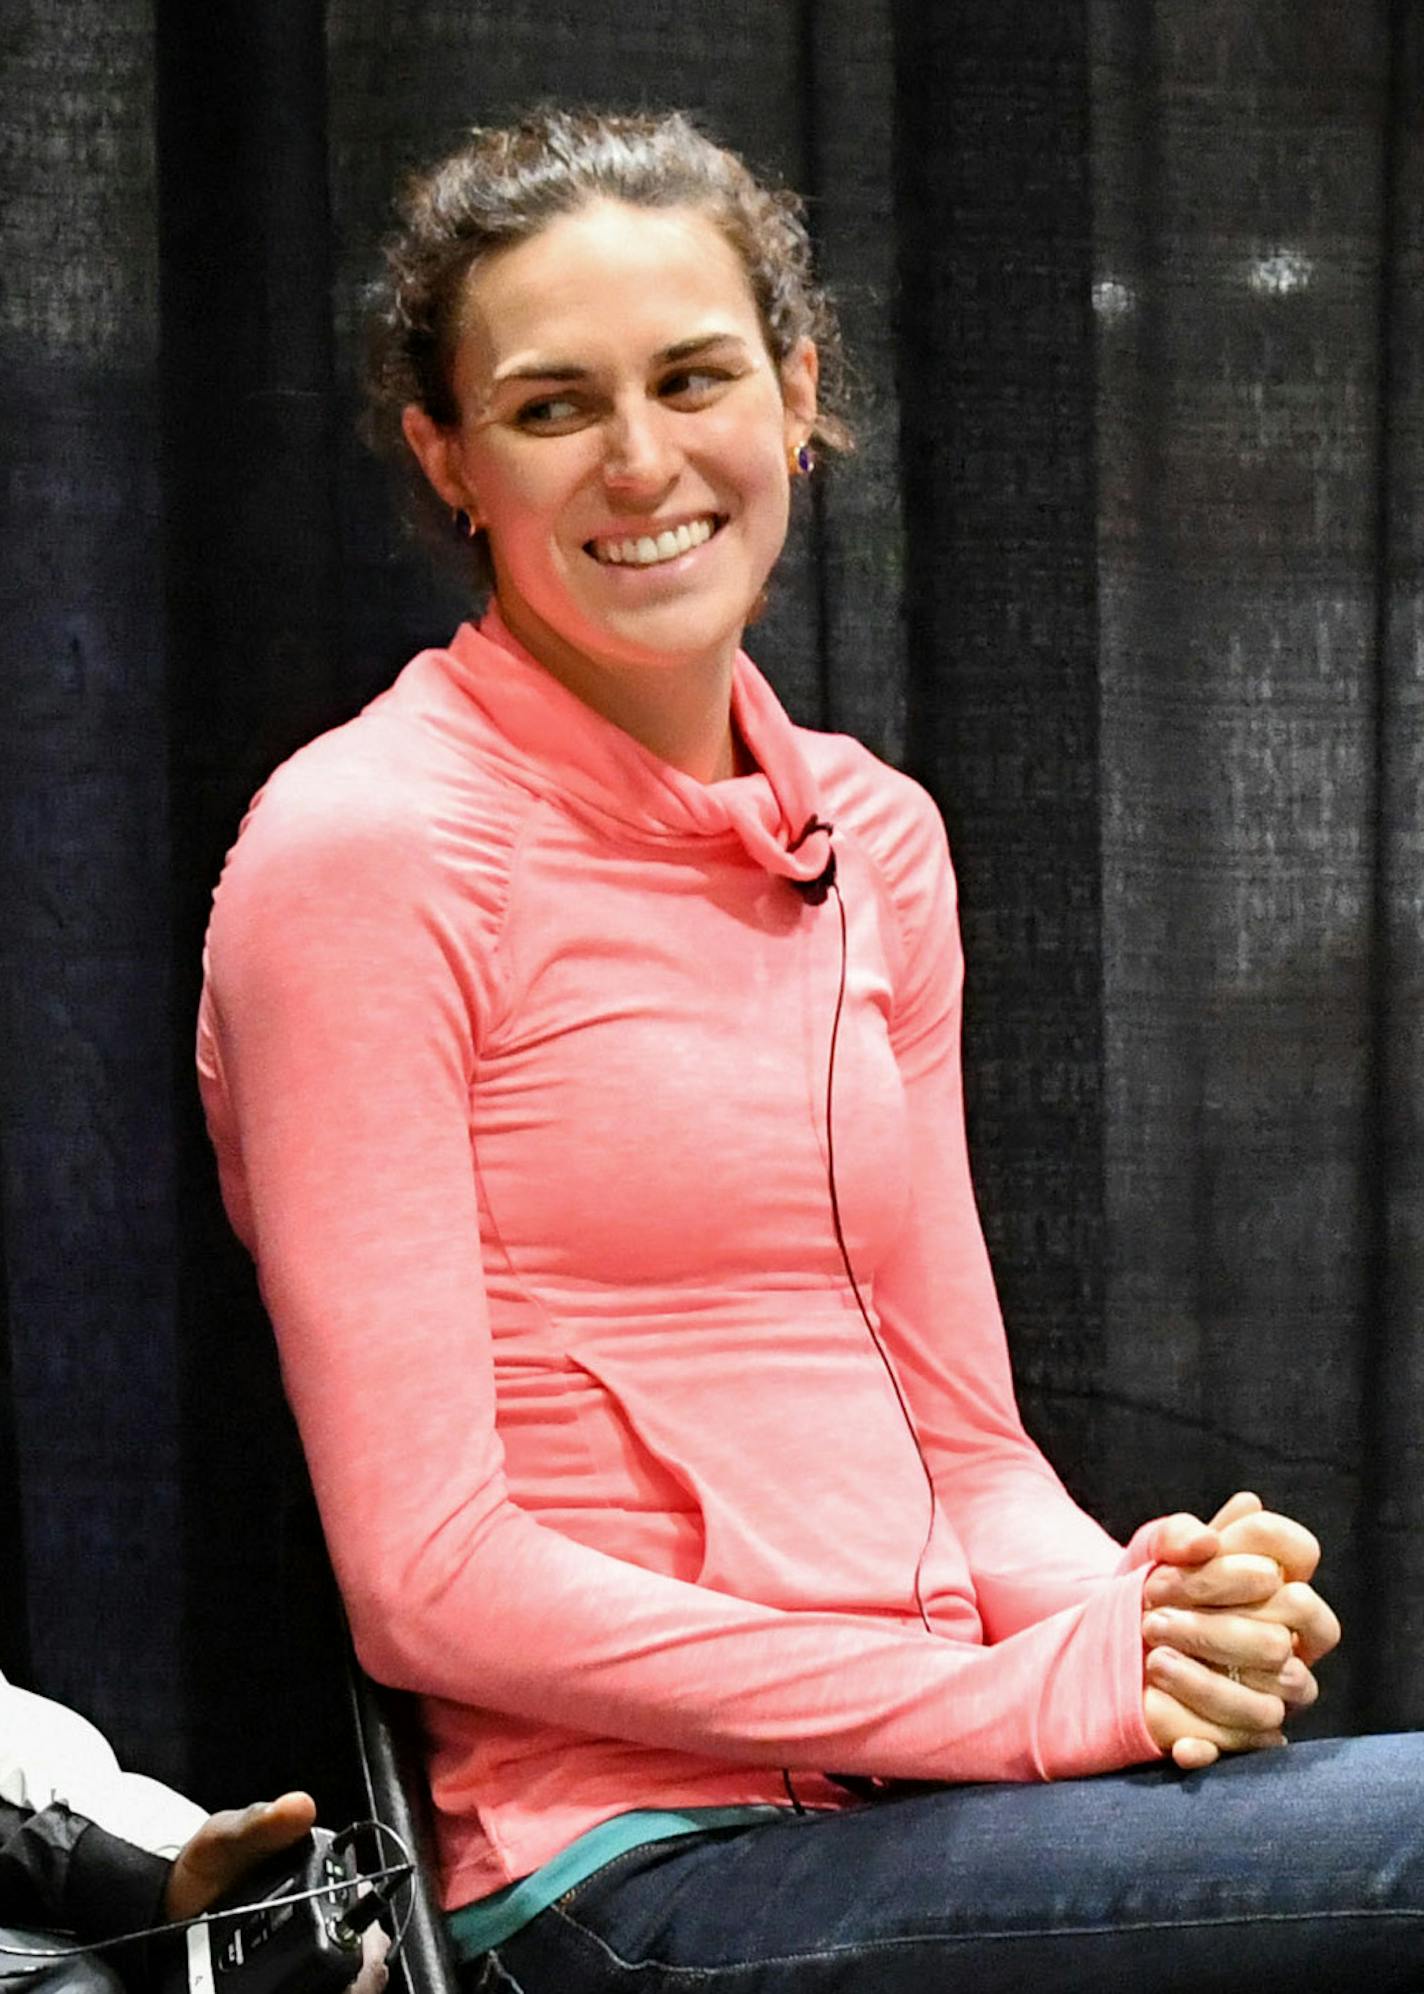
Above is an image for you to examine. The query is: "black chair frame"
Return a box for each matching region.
[347,1662,462,1994]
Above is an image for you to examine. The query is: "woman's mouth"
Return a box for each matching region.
[585,514,724,568]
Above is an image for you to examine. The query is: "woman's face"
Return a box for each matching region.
[403,199,818,688]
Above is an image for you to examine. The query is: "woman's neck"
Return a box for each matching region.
[491,597,748,784]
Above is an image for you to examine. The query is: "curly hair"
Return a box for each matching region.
[362,106,853,593]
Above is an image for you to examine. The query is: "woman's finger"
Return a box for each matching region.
[1216,1509,1320,1583]
[1235,1658,1319,1711]
[1149,1512,1219,1568]
[1171,1734,1221,1771]
[1250,1581,1342,1667]
[1143,1683,1286,1759]
[1141,1602,1319,1713]
[1144,1645,1287,1733]
[1143,1551,1283,1612]
[1208,1491,1263,1531]
[1142,1607,1294,1674]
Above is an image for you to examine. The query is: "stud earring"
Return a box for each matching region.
[788,441,814,478]
[451,507,480,539]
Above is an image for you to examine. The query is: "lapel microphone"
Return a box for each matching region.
[788,817,836,904]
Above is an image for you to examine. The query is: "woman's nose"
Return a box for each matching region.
[601,399,677,494]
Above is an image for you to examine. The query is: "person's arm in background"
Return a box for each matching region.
[1,1791,387,1994]
[0,1794,168,1967]
[0,1673,205,1856]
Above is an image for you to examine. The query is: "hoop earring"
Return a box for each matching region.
[451,507,479,539]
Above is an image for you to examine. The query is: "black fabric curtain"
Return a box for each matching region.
[1,0,1418,1805]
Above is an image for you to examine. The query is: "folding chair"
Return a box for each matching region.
[347,1664,461,1994]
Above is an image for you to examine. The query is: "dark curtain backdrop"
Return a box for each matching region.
[2,0,1419,1805]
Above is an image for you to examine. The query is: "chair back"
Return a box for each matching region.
[347,1665,462,1994]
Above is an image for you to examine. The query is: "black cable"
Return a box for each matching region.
[780,870,944,1810]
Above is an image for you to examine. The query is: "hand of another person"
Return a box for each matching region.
[1139,1492,1339,1769]
[164,1792,390,1994]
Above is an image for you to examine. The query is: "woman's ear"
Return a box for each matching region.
[780,338,820,449]
[401,403,480,519]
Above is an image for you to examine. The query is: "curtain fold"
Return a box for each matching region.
[799,0,906,763]
[0,1222,30,1685]
[154,0,363,1808]
[892,1,1110,1495]
[1371,0,1424,1728]
[1,0,1418,1794]
[1,0,183,1783]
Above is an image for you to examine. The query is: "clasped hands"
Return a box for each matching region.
[1141,1490,1341,1771]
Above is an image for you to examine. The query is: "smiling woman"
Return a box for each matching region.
[194,105,1424,1994]
[361,110,843,782]
[396,198,817,779]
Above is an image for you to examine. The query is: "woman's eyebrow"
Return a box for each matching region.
[491,331,750,386]
[493,359,588,385]
[659,331,749,363]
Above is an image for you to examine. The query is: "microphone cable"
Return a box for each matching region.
[821,874,939,1638]
[782,860,943,1813]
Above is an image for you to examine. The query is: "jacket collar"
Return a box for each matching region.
[438,609,833,891]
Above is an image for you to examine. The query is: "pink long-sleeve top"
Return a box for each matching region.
[197,611,1162,1909]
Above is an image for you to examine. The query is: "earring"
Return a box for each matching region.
[451,507,479,539]
[788,441,814,478]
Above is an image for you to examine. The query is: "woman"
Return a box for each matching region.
[197,108,1421,1991]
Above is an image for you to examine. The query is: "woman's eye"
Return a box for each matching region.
[660,368,732,403]
[514,395,586,430]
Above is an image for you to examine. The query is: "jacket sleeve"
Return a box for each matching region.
[860,771,1166,1649]
[0,1798,169,1983]
[200,767,1158,1784]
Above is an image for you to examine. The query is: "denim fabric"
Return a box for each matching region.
[471,1735,1424,1993]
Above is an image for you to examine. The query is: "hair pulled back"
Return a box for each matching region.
[363,106,852,591]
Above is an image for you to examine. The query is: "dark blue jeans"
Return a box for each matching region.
[472,1735,1424,1993]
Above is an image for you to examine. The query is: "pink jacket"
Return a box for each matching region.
[198,613,1162,1908]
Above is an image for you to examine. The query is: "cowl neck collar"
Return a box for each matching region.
[440,609,834,891]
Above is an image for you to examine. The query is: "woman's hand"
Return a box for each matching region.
[1145,1492,1320,1605]
[1143,1678,1287,1770]
[1139,1492,1340,1769]
[1147,1493,1339,1667]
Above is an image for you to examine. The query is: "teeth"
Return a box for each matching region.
[591,516,717,567]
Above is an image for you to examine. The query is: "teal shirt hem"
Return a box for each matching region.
[446,1806,779,1958]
